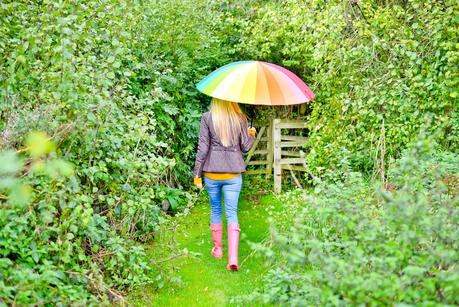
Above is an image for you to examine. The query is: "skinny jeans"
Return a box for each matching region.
[204,175,242,224]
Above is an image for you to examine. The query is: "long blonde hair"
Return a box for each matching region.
[210,98,247,147]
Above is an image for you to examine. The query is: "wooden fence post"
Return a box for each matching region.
[266,119,273,179]
[273,118,282,194]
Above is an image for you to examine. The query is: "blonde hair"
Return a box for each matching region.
[210,98,247,147]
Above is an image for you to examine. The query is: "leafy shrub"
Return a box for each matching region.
[0,134,153,304]
[1,0,457,304]
[0,0,232,303]
[230,0,458,173]
[240,140,459,305]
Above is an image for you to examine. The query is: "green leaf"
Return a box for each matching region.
[0,150,22,175]
[25,132,55,158]
[167,196,178,212]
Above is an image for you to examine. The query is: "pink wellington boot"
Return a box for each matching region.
[227,224,240,271]
[210,224,223,259]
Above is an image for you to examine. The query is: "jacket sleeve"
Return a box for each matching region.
[240,122,255,154]
[193,114,210,178]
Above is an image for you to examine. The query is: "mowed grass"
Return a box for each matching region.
[128,183,281,306]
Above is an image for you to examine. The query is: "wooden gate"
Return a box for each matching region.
[244,118,308,193]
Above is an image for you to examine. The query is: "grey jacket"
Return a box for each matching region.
[193,111,255,178]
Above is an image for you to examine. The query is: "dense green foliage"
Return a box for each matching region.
[1,137,151,304]
[231,0,458,174]
[0,0,232,303]
[1,0,457,304]
[240,139,459,305]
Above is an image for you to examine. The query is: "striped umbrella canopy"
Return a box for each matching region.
[196,60,315,105]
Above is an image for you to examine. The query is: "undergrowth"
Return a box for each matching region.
[236,138,459,305]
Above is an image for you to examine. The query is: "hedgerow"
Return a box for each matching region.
[238,137,459,305]
[230,0,458,174]
[0,0,234,303]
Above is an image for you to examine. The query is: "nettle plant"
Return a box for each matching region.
[239,139,459,306]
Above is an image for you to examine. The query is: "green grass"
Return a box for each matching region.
[128,185,281,306]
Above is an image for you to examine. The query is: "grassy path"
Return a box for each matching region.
[128,186,280,306]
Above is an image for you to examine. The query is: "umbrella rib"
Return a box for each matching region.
[263,64,287,105]
[258,63,271,105]
[237,62,257,103]
[269,65,306,104]
[212,63,252,103]
[241,62,257,103]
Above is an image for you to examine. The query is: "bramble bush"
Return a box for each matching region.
[238,136,459,305]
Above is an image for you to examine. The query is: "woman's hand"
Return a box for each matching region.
[194,177,203,189]
[248,127,257,137]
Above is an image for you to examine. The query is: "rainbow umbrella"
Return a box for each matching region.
[196,60,315,105]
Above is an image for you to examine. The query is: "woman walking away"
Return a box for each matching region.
[193,98,256,271]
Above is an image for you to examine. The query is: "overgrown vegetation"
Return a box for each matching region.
[232,0,458,174]
[239,137,459,305]
[0,0,457,304]
[1,135,151,304]
[0,0,232,303]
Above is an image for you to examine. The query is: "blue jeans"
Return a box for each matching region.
[204,175,242,225]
